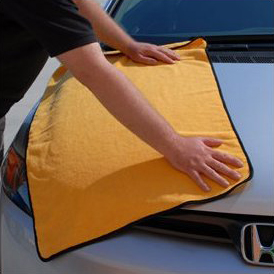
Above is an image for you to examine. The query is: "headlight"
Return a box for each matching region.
[1,146,31,216]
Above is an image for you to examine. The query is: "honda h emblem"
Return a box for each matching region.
[241,223,274,266]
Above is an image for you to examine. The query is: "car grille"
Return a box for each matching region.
[135,209,274,266]
[208,51,274,63]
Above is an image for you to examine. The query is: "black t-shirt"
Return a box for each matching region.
[0,0,97,117]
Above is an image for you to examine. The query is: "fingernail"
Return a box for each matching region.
[238,160,244,167]
[223,181,230,187]
[203,184,211,192]
[236,172,242,179]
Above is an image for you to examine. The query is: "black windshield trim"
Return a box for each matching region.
[128,34,274,45]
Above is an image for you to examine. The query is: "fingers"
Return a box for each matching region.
[207,158,242,181]
[143,46,181,64]
[204,138,243,168]
[202,138,223,148]
[188,158,242,192]
[146,49,176,64]
[128,42,181,65]
[166,136,244,193]
[188,171,211,192]
[136,56,158,65]
[201,164,230,188]
[212,151,244,168]
[159,47,181,61]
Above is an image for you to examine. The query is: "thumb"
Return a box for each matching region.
[202,138,223,147]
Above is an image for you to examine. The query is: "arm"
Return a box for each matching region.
[72,0,181,65]
[58,43,243,192]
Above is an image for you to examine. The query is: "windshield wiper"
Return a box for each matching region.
[207,43,274,51]
[205,35,274,51]
[205,34,274,43]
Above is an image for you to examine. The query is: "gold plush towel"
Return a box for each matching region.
[26,38,252,261]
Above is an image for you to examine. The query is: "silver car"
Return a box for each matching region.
[1,0,273,273]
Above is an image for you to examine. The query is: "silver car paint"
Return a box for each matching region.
[1,62,273,273]
[1,192,273,274]
[187,63,274,216]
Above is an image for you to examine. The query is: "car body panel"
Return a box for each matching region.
[186,63,274,216]
[1,61,273,273]
[1,191,272,274]
[1,0,273,272]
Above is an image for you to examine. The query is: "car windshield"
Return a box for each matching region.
[114,0,274,44]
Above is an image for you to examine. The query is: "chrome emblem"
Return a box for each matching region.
[241,223,274,266]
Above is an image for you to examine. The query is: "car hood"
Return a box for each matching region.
[11,61,273,218]
[186,62,274,216]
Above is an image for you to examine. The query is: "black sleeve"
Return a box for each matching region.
[2,0,97,57]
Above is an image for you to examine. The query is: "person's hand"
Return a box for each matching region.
[125,42,181,65]
[165,135,244,192]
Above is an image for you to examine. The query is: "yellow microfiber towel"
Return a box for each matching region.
[26,38,252,261]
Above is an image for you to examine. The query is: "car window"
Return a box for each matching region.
[114,0,274,41]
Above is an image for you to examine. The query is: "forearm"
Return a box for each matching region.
[58,42,244,191]
[58,43,176,157]
[60,44,177,155]
[88,65,177,155]
[73,0,135,54]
